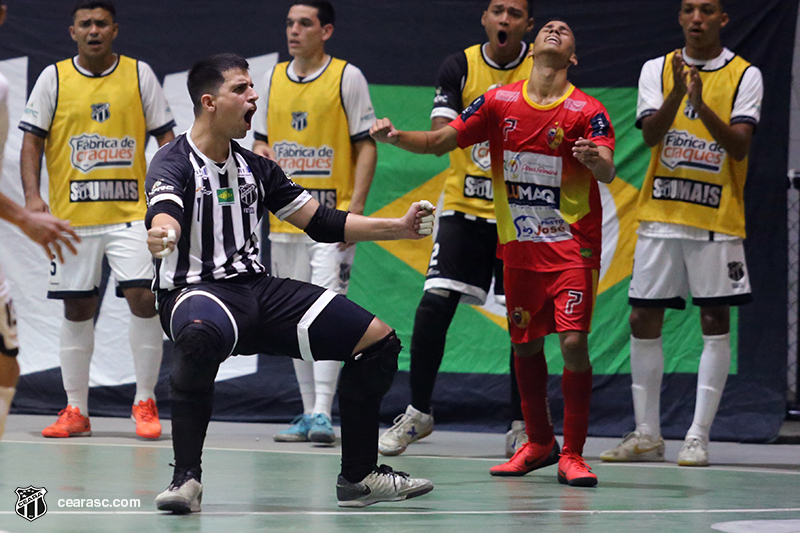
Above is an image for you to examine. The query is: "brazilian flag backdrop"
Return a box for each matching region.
[3,0,795,441]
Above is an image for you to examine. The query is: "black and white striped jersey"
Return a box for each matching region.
[145,131,311,291]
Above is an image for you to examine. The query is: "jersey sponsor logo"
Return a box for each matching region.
[590,112,610,138]
[216,187,235,205]
[69,134,136,173]
[307,188,337,208]
[291,111,308,131]
[460,95,485,122]
[547,124,564,150]
[506,182,559,208]
[495,90,519,102]
[149,180,174,195]
[651,176,722,208]
[564,98,586,112]
[503,151,562,186]
[69,179,139,202]
[471,142,491,171]
[433,87,449,106]
[660,130,725,172]
[512,213,571,242]
[90,102,110,123]
[273,141,334,177]
[239,183,257,206]
[23,106,39,119]
[463,175,493,200]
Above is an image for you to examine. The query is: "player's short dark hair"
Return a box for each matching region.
[486,0,530,15]
[188,53,250,116]
[71,0,116,21]
[292,0,335,26]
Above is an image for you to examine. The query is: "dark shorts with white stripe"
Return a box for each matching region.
[157,274,374,361]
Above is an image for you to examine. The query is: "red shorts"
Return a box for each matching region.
[505,267,598,343]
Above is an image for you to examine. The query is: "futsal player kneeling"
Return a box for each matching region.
[145,54,435,513]
[371,19,615,487]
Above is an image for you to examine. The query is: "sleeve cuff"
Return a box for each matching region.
[635,109,657,129]
[150,120,176,138]
[350,130,371,143]
[19,122,48,138]
[145,200,183,230]
[254,132,269,143]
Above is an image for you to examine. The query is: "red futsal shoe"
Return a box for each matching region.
[490,438,560,476]
[557,447,598,487]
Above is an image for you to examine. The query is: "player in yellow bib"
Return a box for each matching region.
[252,1,377,445]
[378,0,534,459]
[19,0,175,440]
[600,0,763,467]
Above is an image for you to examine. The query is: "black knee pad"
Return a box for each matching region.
[170,291,236,355]
[338,331,401,401]
[170,322,226,395]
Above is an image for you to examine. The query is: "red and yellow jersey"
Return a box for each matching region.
[450,80,615,272]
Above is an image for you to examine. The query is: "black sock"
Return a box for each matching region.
[339,393,381,483]
[409,291,460,414]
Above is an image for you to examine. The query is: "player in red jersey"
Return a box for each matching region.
[370,18,615,487]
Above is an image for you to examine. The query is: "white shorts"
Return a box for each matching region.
[48,221,154,299]
[270,239,356,296]
[628,235,752,309]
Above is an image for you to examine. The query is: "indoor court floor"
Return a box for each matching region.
[0,414,798,532]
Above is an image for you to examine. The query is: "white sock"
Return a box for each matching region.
[312,360,341,418]
[130,315,163,404]
[687,333,731,444]
[0,386,15,440]
[293,359,315,415]
[630,336,664,440]
[60,318,94,415]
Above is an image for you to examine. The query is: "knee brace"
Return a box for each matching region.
[170,322,226,396]
[338,331,401,401]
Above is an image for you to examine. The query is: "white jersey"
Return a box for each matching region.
[636,47,763,241]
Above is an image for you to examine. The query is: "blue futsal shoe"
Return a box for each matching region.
[308,413,336,444]
[274,414,313,442]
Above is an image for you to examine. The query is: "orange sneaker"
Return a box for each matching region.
[132,398,162,439]
[42,406,91,438]
[490,438,560,476]
[557,447,597,487]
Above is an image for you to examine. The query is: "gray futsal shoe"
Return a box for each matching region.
[600,430,665,462]
[155,468,203,514]
[378,404,434,456]
[677,437,709,467]
[337,464,434,508]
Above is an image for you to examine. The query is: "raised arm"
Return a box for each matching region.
[284,197,435,243]
[370,118,458,157]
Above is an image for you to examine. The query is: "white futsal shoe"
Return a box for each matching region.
[505,420,528,458]
[600,430,665,462]
[155,468,203,514]
[337,464,434,507]
[378,404,434,456]
[677,437,709,467]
